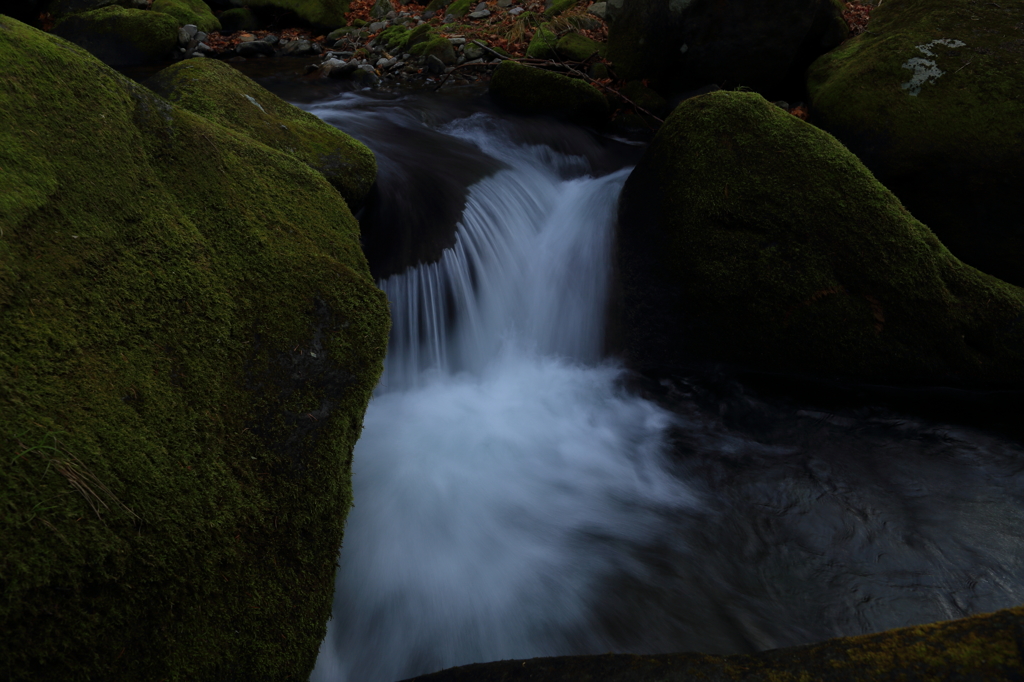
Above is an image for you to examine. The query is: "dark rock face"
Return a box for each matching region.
[400,606,1024,681]
[606,0,847,98]
[617,90,1024,387]
[807,0,1024,288]
[1,17,388,680]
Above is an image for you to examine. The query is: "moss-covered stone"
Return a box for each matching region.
[51,5,179,65]
[807,0,1024,288]
[525,21,557,59]
[617,90,1024,387]
[244,0,348,30]
[218,6,259,32]
[425,0,451,11]
[555,31,602,61]
[543,0,576,18]
[0,16,388,681]
[46,0,135,20]
[409,34,456,64]
[379,23,411,51]
[606,0,847,98]
[446,0,472,18]
[151,0,220,32]
[489,60,609,126]
[144,58,376,210]
[402,606,1024,681]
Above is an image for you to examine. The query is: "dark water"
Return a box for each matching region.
[258,83,1024,681]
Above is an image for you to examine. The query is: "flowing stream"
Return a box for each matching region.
[290,89,1024,682]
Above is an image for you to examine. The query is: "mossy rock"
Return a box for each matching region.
[151,0,221,32]
[408,35,456,64]
[243,0,349,30]
[543,0,576,18]
[489,60,609,126]
[218,6,259,32]
[555,31,603,61]
[807,0,1024,288]
[0,16,388,681]
[606,0,847,97]
[424,0,451,11]
[403,606,1024,681]
[617,90,1024,387]
[525,21,557,59]
[446,0,472,18]
[51,5,179,65]
[45,0,136,20]
[379,23,411,50]
[144,58,376,210]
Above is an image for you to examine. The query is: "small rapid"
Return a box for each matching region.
[310,111,693,681]
[297,91,1024,682]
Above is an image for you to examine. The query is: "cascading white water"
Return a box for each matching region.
[311,114,694,682]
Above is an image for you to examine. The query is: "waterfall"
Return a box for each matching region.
[311,113,693,682]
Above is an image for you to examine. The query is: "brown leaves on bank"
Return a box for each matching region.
[843,2,873,35]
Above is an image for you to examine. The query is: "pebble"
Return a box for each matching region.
[469,9,491,18]
[509,6,524,14]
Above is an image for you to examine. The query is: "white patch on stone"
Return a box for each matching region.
[915,38,966,58]
[900,39,966,96]
[243,94,266,113]
[679,43,688,54]
[668,0,695,14]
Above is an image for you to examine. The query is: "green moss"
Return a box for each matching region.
[143,59,376,210]
[807,0,1024,287]
[617,90,1024,386]
[489,60,609,126]
[151,0,221,32]
[379,23,411,51]
[543,0,576,19]
[525,21,557,59]
[244,0,349,29]
[219,7,259,32]
[51,5,179,65]
[404,607,1024,681]
[424,0,451,11]
[0,16,388,681]
[409,35,456,64]
[446,0,472,18]
[555,31,602,61]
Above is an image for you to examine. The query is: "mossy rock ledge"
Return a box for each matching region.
[144,58,376,211]
[807,0,1024,288]
[242,0,349,30]
[606,0,847,97]
[151,0,221,33]
[489,60,609,127]
[0,16,389,681]
[401,606,1024,681]
[617,90,1024,387]
[51,5,179,65]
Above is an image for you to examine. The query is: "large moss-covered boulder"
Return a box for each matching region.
[51,5,179,65]
[0,16,388,681]
[244,0,348,30]
[46,0,145,21]
[143,58,376,210]
[617,90,1024,387]
[490,60,609,126]
[403,606,1024,681]
[807,0,1024,288]
[606,0,847,97]
[151,0,221,32]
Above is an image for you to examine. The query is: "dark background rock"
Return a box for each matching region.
[606,0,848,100]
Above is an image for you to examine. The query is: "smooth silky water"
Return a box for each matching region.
[285,89,1024,682]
